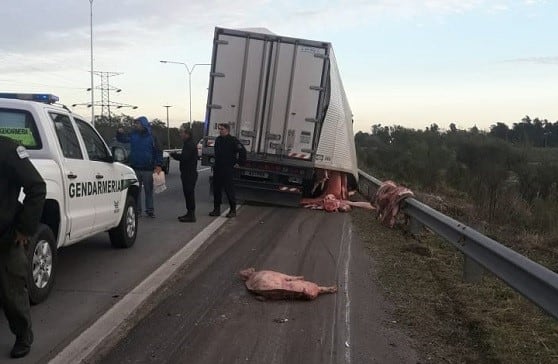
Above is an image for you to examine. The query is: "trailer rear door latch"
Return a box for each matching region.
[266,133,282,141]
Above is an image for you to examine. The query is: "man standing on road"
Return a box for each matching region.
[209,123,246,218]
[170,125,198,223]
[117,116,163,218]
[0,136,46,359]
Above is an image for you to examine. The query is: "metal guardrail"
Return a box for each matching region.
[357,169,558,320]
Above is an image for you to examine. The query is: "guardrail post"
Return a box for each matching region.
[463,256,484,283]
[359,181,371,199]
[462,224,485,283]
[409,216,423,235]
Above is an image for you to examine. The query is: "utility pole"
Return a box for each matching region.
[163,105,172,148]
[95,71,123,122]
[72,71,137,119]
[159,61,211,122]
[89,0,94,125]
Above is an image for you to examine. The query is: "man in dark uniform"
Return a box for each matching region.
[170,126,198,223]
[209,123,246,218]
[0,136,46,358]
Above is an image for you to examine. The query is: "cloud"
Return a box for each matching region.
[504,57,558,65]
[0,0,520,56]
[489,4,510,12]
[1,0,552,90]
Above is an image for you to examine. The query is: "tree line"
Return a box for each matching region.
[93,114,205,150]
[356,116,558,237]
[488,116,558,147]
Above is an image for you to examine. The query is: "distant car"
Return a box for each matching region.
[110,140,170,174]
[197,139,203,160]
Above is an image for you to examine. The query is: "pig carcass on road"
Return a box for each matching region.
[239,268,337,300]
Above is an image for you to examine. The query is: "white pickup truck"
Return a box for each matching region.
[0,93,139,304]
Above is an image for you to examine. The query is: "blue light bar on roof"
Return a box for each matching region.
[0,93,60,104]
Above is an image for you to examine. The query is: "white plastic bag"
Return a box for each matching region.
[153,171,167,194]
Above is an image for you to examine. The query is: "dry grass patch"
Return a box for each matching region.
[352,208,558,364]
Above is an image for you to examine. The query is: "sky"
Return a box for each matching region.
[1,0,557,133]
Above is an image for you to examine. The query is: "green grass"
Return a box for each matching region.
[519,146,558,163]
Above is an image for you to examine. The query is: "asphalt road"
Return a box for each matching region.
[0,161,217,363]
[97,202,418,363]
[0,159,418,363]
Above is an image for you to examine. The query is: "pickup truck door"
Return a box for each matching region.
[74,119,123,230]
[49,112,97,240]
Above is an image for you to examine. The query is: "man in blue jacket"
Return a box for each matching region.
[117,117,163,218]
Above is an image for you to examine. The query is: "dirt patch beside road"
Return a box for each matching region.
[352,209,558,364]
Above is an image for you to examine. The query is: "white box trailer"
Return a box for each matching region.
[202,27,357,205]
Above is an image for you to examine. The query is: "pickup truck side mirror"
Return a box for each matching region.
[112,146,128,163]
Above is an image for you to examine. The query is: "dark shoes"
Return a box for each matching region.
[209,209,236,217]
[146,211,155,218]
[179,214,196,223]
[11,331,33,358]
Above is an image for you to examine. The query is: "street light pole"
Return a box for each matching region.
[163,105,172,148]
[188,69,192,123]
[160,61,210,123]
[89,0,95,126]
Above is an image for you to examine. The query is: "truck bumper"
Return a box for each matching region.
[209,175,304,207]
[235,180,302,207]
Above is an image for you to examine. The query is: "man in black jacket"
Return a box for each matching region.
[209,123,246,218]
[170,126,198,222]
[0,136,46,358]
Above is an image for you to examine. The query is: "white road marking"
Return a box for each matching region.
[197,167,211,172]
[49,211,234,364]
[342,221,353,364]
[329,217,352,364]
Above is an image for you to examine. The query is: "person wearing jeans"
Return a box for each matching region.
[117,116,162,217]
[134,169,154,217]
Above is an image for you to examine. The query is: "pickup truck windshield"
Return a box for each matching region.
[0,108,42,149]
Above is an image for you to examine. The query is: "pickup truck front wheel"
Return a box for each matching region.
[109,195,138,249]
[27,224,57,305]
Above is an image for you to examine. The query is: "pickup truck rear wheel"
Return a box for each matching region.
[27,224,57,305]
[109,195,137,249]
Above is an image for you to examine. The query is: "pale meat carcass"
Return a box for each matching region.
[373,180,414,227]
[301,169,374,212]
[239,268,337,300]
